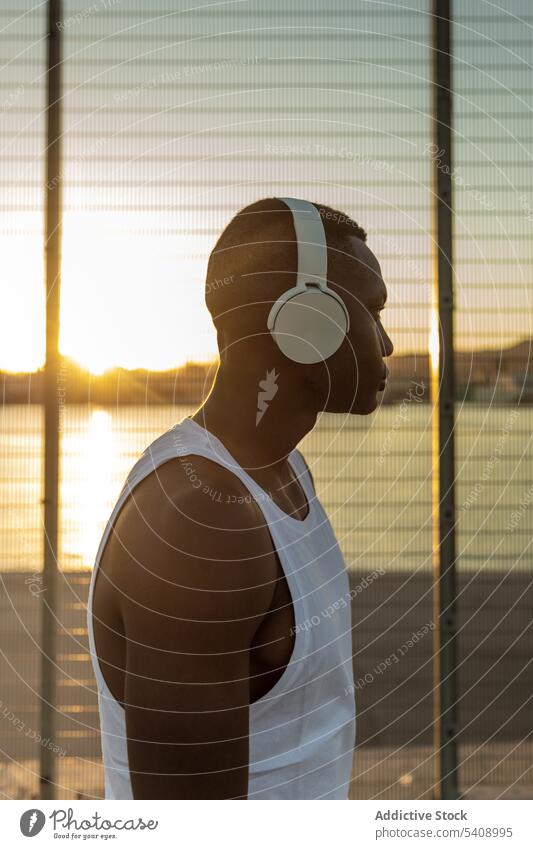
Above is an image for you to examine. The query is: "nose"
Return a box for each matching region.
[380,325,394,358]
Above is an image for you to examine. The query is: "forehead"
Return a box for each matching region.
[339,234,387,303]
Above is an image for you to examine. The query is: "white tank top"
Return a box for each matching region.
[87,416,356,799]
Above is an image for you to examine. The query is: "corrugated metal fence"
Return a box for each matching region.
[0,0,531,800]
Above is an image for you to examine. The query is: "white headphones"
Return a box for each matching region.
[266,197,350,364]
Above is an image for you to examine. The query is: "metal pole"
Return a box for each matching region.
[431,0,459,800]
[41,0,62,800]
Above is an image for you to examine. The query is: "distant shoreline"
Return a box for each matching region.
[1,338,531,405]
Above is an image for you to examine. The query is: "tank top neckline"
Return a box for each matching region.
[181,416,314,526]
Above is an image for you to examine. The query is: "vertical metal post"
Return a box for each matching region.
[431,0,459,800]
[41,0,62,800]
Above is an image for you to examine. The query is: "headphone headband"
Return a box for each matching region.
[278,197,328,291]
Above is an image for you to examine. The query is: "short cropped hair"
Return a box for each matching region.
[205,197,367,341]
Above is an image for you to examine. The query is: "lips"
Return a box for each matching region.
[378,367,389,390]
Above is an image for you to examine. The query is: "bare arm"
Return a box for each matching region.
[116,456,278,799]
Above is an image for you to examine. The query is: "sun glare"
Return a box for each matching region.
[429,308,440,374]
[58,213,216,374]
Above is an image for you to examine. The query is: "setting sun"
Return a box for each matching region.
[0,213,219,376]
[58,213,216,374]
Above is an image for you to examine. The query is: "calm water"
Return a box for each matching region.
[1,404,531,573]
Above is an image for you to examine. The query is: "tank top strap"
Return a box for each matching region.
[289,447,316,503]
[171,418,274,507]
[176,418,316,524]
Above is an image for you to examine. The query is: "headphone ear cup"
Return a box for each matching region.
[270,290,348,364]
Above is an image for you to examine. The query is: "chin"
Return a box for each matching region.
[322,386,383,415]
[348,395,379,415]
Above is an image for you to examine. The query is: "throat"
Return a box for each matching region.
[246,466,310,521]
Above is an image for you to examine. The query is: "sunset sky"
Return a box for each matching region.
[2,0,531,374]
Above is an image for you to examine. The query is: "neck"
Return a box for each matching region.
[189,361,318,473]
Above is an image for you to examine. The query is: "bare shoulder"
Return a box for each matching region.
[110,452,279,622]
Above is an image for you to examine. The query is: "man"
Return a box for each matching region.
[87,197,393,799]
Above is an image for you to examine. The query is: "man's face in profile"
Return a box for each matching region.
[320,234,394,415]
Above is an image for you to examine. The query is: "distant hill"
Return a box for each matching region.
[384,338,532,402]
[0,359,218,404]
